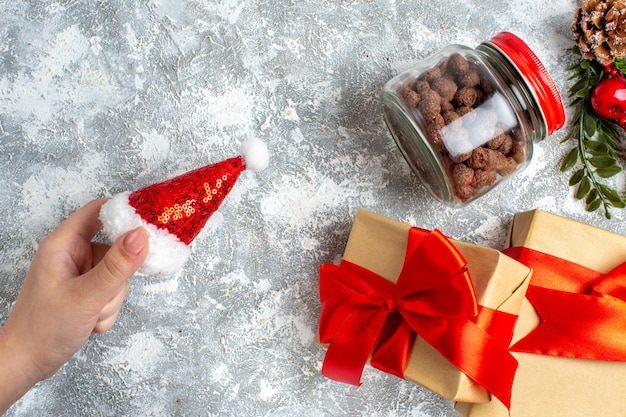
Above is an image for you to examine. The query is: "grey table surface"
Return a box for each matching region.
[0,0,614,416]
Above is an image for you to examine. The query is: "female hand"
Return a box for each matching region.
[0,199,149,413]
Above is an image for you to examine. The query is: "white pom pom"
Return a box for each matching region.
[240,138,269,172]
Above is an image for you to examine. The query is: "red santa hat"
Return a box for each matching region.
[99,138,269,275]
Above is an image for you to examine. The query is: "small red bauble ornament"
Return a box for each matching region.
[591,76,626,129]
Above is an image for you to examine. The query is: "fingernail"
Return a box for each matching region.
[123,228,148,256]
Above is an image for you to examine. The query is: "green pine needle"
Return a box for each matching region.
[561,50,625,219]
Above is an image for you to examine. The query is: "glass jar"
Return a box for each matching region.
[381,32,565,207]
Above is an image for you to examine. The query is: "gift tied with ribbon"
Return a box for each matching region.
[318,227,518,409]
[504,247,626,361]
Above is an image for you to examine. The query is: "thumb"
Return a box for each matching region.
[88,227,150,297]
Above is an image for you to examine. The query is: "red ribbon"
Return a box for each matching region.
[504,247,626,360]
[318,227,518,409]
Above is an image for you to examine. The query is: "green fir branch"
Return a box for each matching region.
[561,48,625,219]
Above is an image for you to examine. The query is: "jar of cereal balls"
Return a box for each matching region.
[381,32,565,206]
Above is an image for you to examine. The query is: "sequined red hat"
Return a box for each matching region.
[99,138,269,275]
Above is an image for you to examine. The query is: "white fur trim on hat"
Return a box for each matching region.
[99,192,191,275]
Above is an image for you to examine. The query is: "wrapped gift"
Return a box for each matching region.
[317,210,531,406]
[456,209,626,417]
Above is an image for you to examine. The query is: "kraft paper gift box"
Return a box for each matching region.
[456,209,626,417]
[317,209,531,405]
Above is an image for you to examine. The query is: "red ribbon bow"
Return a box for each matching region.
[318,227,518,409]
[504,247,626,360]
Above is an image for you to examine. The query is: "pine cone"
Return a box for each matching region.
[572,0,626,65]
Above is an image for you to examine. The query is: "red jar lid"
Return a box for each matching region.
[488,32,565,135]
